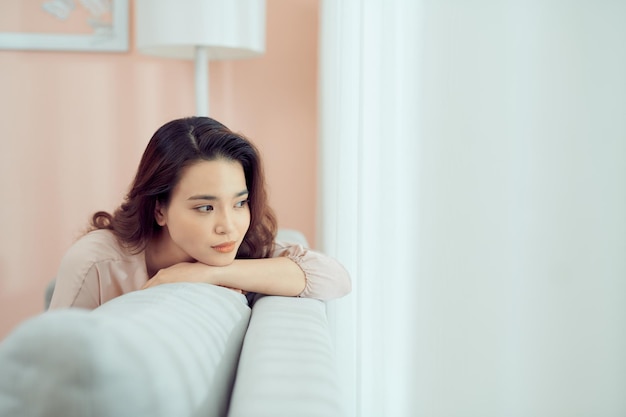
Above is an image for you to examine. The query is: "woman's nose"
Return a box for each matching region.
[215,210,235,235]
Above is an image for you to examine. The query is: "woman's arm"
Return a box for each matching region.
[49,263,101,310]
[217,256,306,296]
[143,242,352,300]
[141,257,304,296]
[49,232,107,310]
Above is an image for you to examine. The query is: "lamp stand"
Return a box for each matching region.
[194,45,209,116]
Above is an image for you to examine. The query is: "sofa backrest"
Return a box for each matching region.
[0,284,250,417]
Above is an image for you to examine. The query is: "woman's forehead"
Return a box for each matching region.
[173,159,247,198]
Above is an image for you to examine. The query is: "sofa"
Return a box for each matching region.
[0,230,344,417]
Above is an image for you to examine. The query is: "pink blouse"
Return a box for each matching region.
[49,229,351,310]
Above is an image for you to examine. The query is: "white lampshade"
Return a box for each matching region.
[135,0,266,115]
[135,0,265,60]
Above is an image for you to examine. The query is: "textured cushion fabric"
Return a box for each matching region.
[0,283,250,417]
[228,296,344,417]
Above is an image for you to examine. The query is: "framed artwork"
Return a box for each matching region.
[0,0,128,52]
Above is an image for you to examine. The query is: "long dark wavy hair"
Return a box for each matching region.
[91,116,277,259]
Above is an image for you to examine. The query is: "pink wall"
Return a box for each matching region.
[0,0,319,340]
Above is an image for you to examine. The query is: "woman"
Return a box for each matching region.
[49,116,351,309]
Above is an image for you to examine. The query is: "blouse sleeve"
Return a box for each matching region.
[48,234,103,310]
[272,241,352,300]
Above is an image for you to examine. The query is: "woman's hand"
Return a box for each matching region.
[141,262,243,293]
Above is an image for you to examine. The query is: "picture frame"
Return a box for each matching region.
[0,0,129,52]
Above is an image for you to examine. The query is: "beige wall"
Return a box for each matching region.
[0,0,319,340]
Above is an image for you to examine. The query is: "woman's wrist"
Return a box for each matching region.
[214,260,246,289]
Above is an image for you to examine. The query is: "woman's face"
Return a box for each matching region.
[155,159,251,267]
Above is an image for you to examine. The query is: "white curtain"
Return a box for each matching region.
[318,1,626,416]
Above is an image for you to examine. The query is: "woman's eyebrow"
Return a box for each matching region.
[187,195,217,201]
[187,190,248,201]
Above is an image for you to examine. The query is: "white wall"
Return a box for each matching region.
[320,1,626,416]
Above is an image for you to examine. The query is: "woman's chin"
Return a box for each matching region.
[197,255,236,267]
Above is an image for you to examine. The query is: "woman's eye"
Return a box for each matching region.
[235,199,249,208]
[197,205,214,212]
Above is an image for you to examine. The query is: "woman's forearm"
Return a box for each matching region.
[216,257,306,297]
[143,246,351,300]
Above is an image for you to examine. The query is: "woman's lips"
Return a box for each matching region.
[212,241,237,253]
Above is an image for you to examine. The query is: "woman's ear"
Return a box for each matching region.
[154,201,166,226]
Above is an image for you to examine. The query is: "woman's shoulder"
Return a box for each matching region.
[52,230,143,309]
[62,229,132,265]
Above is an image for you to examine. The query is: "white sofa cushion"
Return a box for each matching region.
[228,296,344,417]
[0,283,250,417]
